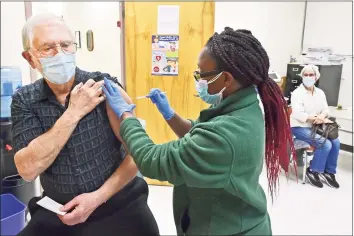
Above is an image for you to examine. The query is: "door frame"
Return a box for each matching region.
[24,1,38,83]
[119,2,127,89]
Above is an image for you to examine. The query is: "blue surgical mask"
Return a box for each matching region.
[302,76,316,87]
[39,53,76,84]
[195,72,226,105]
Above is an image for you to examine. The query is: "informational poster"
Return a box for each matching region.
[157,5,180,35]
[151,35,179,76]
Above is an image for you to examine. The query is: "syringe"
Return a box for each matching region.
[136,92,167,100]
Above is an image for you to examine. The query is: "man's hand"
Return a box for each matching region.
[58,192,103,226]
[67,79,105,122]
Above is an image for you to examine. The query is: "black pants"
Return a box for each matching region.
[18,177,159,236]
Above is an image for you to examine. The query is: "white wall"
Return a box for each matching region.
[32,2,64,17]
[32,2,122,82]
[1,2,31,85]
[303,2,352,109]
[63,2,121,81]
[303,2,352,55]
[215,2,305,77]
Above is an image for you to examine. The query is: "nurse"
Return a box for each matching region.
[103,27,295,235]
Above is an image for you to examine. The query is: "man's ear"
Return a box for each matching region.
[22,51,36,69]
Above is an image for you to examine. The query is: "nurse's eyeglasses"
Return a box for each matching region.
[193,70,223,82]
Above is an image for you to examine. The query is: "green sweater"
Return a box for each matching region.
[120,86,271,235]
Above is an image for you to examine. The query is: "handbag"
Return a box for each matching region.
[311,117,340,146]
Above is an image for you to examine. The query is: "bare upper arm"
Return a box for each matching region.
[118,87,134,105]
[105,86,135,143]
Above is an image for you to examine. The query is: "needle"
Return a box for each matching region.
[136,92,167,100]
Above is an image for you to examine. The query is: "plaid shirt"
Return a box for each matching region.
[11,68,124,200]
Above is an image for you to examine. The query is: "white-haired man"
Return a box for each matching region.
[12,14,159,236]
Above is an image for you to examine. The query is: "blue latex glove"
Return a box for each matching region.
[103,78,136,118]
[147,88,174,120]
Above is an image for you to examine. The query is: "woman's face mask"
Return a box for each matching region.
[302,72,316,88]
[195,72,226,105]
[39,53,76,84]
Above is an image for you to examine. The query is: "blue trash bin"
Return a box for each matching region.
[1,193,27,235]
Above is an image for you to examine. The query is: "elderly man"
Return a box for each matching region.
[12,14,159,236]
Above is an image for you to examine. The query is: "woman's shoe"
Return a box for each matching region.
[320,172,340,189]
[306,168,323,188]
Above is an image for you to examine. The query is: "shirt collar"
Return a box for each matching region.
[300,84,317,95]
[39,67,84,101]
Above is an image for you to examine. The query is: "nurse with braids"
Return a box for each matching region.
[103,27,295,235]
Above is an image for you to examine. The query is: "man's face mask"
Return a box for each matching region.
[195,72,226,105]
[39,53,76,84]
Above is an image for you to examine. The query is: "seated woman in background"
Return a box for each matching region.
[291,64,340,189]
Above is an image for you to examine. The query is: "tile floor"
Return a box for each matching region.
[147,151,353,235]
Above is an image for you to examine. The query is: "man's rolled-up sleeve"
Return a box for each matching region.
[11,93,44,153]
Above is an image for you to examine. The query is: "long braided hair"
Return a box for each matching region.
[206,27,296,199]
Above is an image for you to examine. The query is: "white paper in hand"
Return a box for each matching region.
[37,196,67,215]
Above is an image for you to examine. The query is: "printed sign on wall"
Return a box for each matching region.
[151,35,179,76]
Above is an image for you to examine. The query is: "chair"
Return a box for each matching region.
[287,106,315,184]
[291,139,314,184]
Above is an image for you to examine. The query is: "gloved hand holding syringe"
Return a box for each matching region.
[136,89,174,120]
[136,91,166,100]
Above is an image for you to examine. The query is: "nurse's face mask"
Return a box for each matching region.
[194,70,226,105]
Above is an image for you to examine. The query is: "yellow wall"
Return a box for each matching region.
[124,2,215,185]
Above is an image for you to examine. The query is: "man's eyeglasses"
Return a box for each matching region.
[35,41,78,58]
[193,70,222,82]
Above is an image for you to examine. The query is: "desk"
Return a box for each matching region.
[329,106,353,148]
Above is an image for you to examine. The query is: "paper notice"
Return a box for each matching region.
[157,5,180,35]
[37,196,67,215]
